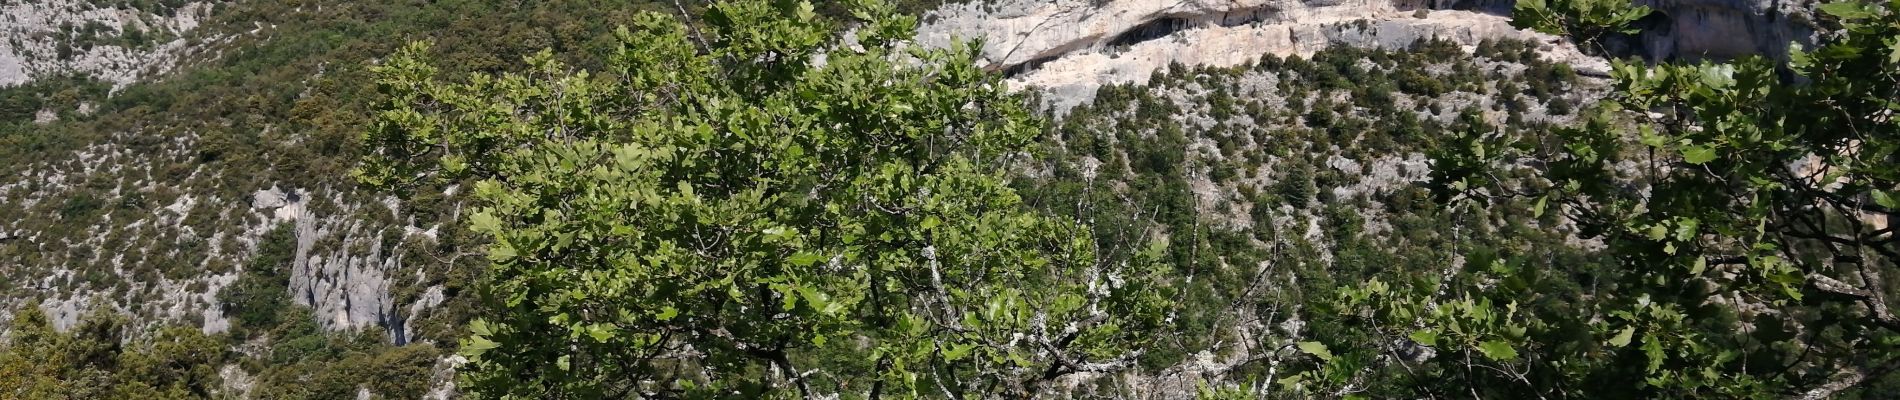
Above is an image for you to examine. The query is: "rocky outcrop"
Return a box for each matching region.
[918,0,1818,109]
[0,130,443,342]
[251,187,423,342]
[0,0,216,87]
[1627,0,1819,62]
[918,0,1602,109]
[1364,0,1821,61]
[0,0,464,351]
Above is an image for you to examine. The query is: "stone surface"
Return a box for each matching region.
[1629,0,1819,62]
[918,0,1815,109]
[919,0,1602,109]
[0,0,215,87]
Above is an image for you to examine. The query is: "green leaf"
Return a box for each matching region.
[1143,236,1170,256]
[762,226,795,242]
[1276,373,1306,388]
[656,306,679,322]
[587,324,615,343]
[1297,341,1335,362]
[462,336,500,357]
[942,342,975,361]
[799,286,837,315]
[469,211,503,234]
[489,241,519,262]
[677,180,696,200]
[1478,340,1518,361]
[1642,335,1666,372]
[1608,326,1635,347]
[1532,196,1549,218]
[1873,190,1897,210]
[788,252,825,267]
[1674,218,1700,242]
[1817,1,1874,19]
[775,283,799,311]
[1647,224,1669,241]
[1639,126,1668,148]
[1698,64,1735,89]
[1790,45,1814,69]
[1681,145,1717,164]
[795,0,817,21]
[1409,329,1440,347]
[1889,38,1900,65]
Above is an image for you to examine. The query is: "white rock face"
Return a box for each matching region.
[0,0,216,87]
[919,0,1601,109]
[218,364,256,399]
[0,113,442,349]
[402,284,446,343]
[423,355,468,400]
[253,187,407,339]
[919,0,1814,109]
[1345,0,1819,61]
[252,187,290,210]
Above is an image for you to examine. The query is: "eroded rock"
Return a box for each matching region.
[918,0,1815,110]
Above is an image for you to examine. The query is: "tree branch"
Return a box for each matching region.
[1796,357,1900,400]
[1807,273,1900,331]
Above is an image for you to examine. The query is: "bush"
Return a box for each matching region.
[1278,163,1316,209]
[219,224,297,335]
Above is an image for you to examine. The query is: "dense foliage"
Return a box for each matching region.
[360,0,1170,397]
[2,228,442,399]
[1020,36,1617,398]
[5,0,1898,397]
[0,306,224,399]
[1424,0,1900,397]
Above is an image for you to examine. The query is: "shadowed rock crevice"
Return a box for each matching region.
[1106,16,1194,50]
[1003,53,1062,77]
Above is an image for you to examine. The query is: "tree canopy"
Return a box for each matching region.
[339,0,1900,398]
[1424,0,1900,397]
[358,0,1171,397]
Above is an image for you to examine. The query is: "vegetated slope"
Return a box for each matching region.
[0,0,704,397]
[0,3,1615,396]
[1015,31,1899,396]
[1007,38,1635,396]
[1,0,1865,398]
[0,0,218,87]
[0,1,1009,397]
[0,0,689,333]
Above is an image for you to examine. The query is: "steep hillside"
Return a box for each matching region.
[0,0,1867,397]
[0,0,217,87]
[0,1,995,397]
[0,0,686,396]
[1011,38,1618,396]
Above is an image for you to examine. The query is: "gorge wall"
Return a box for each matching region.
[918,0,1819,109]
[1625,0,1820,61]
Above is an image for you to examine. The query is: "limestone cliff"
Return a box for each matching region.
[0,0,218,87]
[1627,0,1820,61]
[918,0,1600,109]
[918,0,1818,109]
